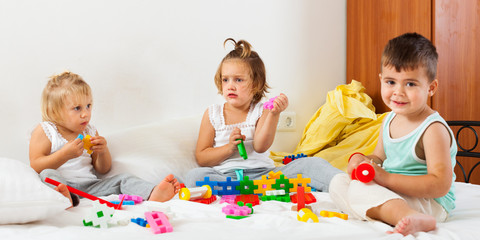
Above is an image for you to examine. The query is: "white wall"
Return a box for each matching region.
[0,0,346,163]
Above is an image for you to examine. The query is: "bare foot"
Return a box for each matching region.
[388,214,436,236]
[54,183,73,208]
[148,174,181,202]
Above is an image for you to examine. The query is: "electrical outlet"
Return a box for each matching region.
[277,112,296,131]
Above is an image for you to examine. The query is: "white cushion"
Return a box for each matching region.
[101,116,201,184]
[0,158,71,224]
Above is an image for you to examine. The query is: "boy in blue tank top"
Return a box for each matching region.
[329,33,457,236]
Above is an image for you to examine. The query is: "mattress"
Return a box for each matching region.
[1,182,479,240]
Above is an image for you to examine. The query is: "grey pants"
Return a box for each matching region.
[185,157,342,192]
[39,169,156,204]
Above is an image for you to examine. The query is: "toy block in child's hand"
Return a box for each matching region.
[236,139,248,159]
[351,162,375,183]
[263,96,278,110]
[77,134,93,154]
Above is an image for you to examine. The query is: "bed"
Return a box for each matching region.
[1,116,480,240]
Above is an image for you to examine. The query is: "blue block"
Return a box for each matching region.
[217,177,241,195]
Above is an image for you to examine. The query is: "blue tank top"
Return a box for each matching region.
[382,112,457,212]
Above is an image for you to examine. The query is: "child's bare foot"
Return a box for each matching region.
[54,183,73,208]
[388,214,436,236]
[148,174,181,202]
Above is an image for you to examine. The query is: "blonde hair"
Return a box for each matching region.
[41,71,92,124]
[214,38,270,104]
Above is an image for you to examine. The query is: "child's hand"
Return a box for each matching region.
[90,136,108,154]
[229,127,245,151]
[270,93,288,115]
[62,138,84,159]
[347,153,370,176]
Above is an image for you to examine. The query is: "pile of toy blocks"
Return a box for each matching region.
[282,153,307,164]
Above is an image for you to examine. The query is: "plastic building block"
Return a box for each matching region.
[253,175,276,195]
[297,208,319,223]
[351,162,375,183]
[236,176,258,195]
[196,177,219,195]
[145,211,172,234]
[282,157,293,165]
[178,185,212,201]
[191,195,217,204]
[261,194,290,202]
[220,195,237,204]
[267,171,284,180]
[289,174,311,193]
[45,177,119,209]
[265,189,285,196]
[222,203,252,216]
[110,200,135,205]
[282,153,307,164]
[119,194,143,204]
[271,175,293,193]
[263,96,277,110]
[235,194,260,206]
[77,134,93,154]
[237,139,248,160]
[131,217,149,227]
[223,201,253,220]
[320,210,348,220]
[297,186,305,211]
[291,192,317,204]
[217,177,241,195]
[83,200,115,228]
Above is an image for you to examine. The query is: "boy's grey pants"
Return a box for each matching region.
[39,169,156,205]
[185,157,342,192]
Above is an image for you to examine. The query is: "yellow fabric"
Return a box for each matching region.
[270,80,388,172]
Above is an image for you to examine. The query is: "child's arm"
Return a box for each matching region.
[373,122,453,198]
[348,125,387,175]
[90,131,112,174]
[195,109,243,167]
[29,124,84,173]
[253,93,288,153]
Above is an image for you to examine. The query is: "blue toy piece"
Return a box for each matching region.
[110,200,135,205]
[196,177,219,195]
[217,177,241,195]
[131,217,148,227]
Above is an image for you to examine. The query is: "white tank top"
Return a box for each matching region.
[208,102,275,173]
[40,122,98,181]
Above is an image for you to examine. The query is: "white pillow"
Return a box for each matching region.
[0,158,71,224]
[102,115,201,184]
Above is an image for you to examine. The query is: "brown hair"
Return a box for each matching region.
[381,32,438,82]
[41,71,92,124]
[214,38,269,104]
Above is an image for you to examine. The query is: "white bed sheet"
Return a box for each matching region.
[1,182,479,240]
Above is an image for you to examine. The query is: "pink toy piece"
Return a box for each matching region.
[222,204,252,216]
[263,96,278,110]
[119,194,143,204]
[220,195,237,204]
[145,211,172,234]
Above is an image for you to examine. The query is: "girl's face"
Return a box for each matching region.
[58,94,92,135]
[380,65,437,117]
[221,59,254,109]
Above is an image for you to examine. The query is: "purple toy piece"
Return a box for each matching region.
[119,194,143,204]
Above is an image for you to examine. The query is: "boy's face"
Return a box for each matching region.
[380,65,437,116]
[59,94,92,135]
[221,59,254,109]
